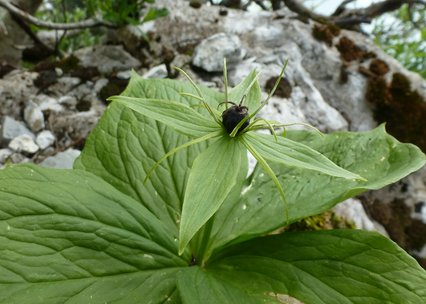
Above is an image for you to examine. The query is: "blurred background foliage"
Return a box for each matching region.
[34,0,168,52]
[372,4,426,78]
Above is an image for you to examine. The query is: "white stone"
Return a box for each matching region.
[192,33,245,72]
[49,110,99,141]
[36,94,64,113]
[50,77,81,94]
[8,134,39,154]
[74,45,141,74]
[24,101,45,132]
[0,70,38,117]
[36,130,56,150]
[40,148,81,169]
[333,198,388,236]
[58,95,78,109]
[142,64,168,79]
[0,148,12,163]
[37,30,64,48]
[117,70,133,79]
[9,153,30,164]
[0,116,35,145]
[54,67,63,77]
[93,78,109,94]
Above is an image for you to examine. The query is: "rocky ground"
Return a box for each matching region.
[0,0,426,266]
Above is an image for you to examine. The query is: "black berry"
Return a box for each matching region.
[221,104,250,134]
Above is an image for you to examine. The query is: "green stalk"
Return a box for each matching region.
[144,130,222,183]
[245,118,278,142]
[241,137,289,222]
[248,59,289,120]
[179,92,205,102]
[223,58,229,107]
[229,60,288,138]
[179,92,222,119]
[193,215,215,267]
[173,66,220,124]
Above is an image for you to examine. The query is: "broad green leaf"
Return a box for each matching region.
[189,141,249,263]
[177,267,262,304]
[206,126,426,253]
[243,132,364,180]
[110,96,219,137]
[75,76,223,235]
[206,230,426,304]
[228,70,261,111]
[179,136,247,255]
[0,164,186,303]
[123,72,224,119]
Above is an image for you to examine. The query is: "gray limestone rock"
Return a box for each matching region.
[8,134,39,154]
[0,116,35,146]
[58,96,78,110]
[8,152,30,164]
[40,148,80,169]
[192,33,245,72]
[0,70,38,119]
[36,130,56,150]
[0,148,12,163]
[74,45,141,75]
[24,101,45,132]
[333,198,388,236]
[49,77,81,95]
[49,111,100,146]
[94,78,110,95]
[142,64,168,79]
[35,94,64,113]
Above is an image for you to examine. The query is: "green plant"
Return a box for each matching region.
[35,0,168,52]
[1,65,426,303]
[84,0,168,25]
[110,62,365,256]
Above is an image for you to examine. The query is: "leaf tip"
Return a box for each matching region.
[356,175,368,182]
[130,68,139,78]
[178,240,187,256]
[106,95,120,103]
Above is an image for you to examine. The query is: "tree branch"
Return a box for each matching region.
[282,0,328,23]
[342,0,406,20]
[282,0,425,28]
[254,0,269,11]
[332,0,356,16]
[0,0,118,30]
[10,12,53,53]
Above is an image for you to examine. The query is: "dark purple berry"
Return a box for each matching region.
[221,104,250,134]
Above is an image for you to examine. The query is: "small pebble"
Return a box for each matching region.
[142,64,168,79]
[58,95,78,109]
[9,152,30,164]
[40,148,81,169]
[24,101,45,132]
[36,130,56,150]
[9,134,39,154]
[0,148,13,163]
[1,116,34,145]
